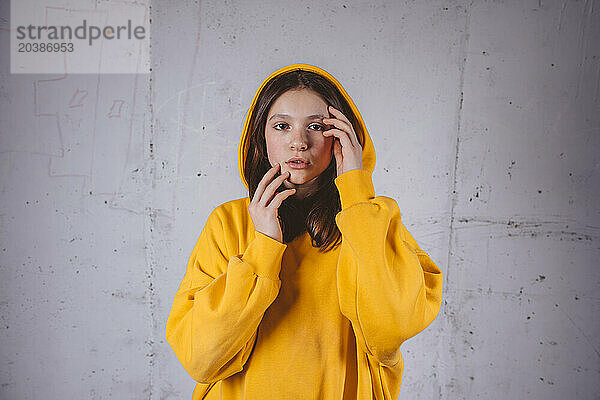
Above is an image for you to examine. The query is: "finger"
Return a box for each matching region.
[259,170,290,207]
[326,120,359,149]
[327,106,360,147]
[252,164,281,204]
[322,117,355,145]
[259,170,289,207]
[268,188,296,209]
[322,128,354,150]
[328,105,351,124]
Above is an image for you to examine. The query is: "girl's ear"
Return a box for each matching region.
[332,139,342,167]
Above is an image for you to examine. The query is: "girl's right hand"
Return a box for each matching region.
[248,163,296,243]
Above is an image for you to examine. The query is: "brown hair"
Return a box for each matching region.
[244,69,364,252]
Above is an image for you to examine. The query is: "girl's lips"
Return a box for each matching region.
[286,161,310,169]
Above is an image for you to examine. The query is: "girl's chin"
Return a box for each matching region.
[284,174,318,187]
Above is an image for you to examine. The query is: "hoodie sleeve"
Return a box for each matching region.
[334,168,444,367]
[165,206,286,383]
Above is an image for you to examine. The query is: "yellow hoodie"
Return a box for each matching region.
[165,64,443,399]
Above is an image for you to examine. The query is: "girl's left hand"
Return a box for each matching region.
[322,105,363,177]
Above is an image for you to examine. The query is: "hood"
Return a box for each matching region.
[238,63,376,191]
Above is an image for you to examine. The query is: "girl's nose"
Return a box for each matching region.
[289,129,308,151]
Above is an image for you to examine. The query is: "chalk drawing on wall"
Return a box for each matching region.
[68,89,88,109]
[107,100,126,118]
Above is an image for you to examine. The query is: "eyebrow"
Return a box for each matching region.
[267,113,327,122]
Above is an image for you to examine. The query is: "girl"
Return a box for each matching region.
[166,64,443,399]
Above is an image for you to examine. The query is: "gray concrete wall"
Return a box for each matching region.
[1,0,598,398]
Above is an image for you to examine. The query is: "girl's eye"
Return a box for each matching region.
[273,122,289,130]
[309,123,324,131]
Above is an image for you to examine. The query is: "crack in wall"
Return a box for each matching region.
[441,2,473,399]
[446,1,473,307]
[454,215,600,240]
[145,2,156,399]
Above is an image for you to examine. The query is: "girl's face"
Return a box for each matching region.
[264,88,334,189]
